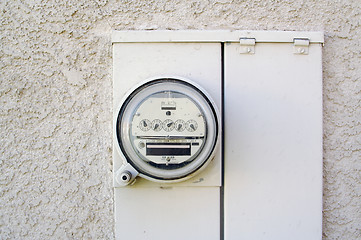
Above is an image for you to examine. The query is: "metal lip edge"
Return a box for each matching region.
[112,30,324,44]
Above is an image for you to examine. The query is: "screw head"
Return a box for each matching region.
[119,171,132,183]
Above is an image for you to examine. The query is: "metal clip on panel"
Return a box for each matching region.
[293,38,310,55]
[239,38,256,54]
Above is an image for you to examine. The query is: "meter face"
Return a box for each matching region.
[132,92,206,164]
[116,79,218,181]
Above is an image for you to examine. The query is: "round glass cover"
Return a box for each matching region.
[116,79,218,181]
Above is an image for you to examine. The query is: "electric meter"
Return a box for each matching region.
[115,78,219,185]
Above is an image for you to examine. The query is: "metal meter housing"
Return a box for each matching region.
[115,78,219,182]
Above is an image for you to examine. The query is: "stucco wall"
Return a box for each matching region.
[0,0,360,239]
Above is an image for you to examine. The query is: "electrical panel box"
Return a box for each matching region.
[112,30,323,240]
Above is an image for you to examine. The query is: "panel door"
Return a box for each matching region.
[113,42,222,240]
[224,42,323,240]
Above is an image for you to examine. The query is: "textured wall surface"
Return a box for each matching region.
[0,0,360,239]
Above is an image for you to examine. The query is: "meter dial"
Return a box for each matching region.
[175,119,185,132]
[163,119,175,132]
[139,119,151,131]
[186,120,198,132]
[152,119,162,132]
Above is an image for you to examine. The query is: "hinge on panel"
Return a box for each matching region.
[239,38,256,54]
[293,38,310,55]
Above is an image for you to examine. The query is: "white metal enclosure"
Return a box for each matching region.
[112,38,222,240]
[112,30,323,240]
[224,41,323,240]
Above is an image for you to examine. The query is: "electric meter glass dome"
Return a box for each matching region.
[116,79,218,181]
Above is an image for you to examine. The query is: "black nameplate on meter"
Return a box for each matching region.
[146,143,191,156]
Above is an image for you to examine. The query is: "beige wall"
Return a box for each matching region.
[0,0,360,239]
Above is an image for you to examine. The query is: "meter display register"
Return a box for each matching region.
[115,78,219,185]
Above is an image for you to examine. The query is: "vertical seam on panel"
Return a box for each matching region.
[220,42,225,240]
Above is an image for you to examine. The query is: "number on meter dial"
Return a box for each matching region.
[139,119,151,131]
[163,119,175,132]
[186,120,198,132]
[152,119,162,131]
[175,119,185,132]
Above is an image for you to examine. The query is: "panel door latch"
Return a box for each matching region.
[293,38,310,55]
[239,38,256,54]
